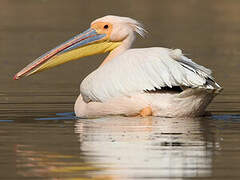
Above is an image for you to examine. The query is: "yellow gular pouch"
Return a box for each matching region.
[28,41,122,76]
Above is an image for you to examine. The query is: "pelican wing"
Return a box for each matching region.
[80,47,218,102]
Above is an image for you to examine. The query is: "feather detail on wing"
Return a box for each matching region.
[80,47,220,102]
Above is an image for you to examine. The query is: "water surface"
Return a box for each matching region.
[1,0,240,179]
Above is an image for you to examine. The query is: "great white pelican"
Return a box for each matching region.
[14,15,222,118]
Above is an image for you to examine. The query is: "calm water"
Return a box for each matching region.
[1,0,240,179]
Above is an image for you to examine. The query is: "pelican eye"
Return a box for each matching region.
[103,25,109,29]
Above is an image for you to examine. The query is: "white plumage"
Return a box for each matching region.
[80,47,219,103]
[75,15,222,118]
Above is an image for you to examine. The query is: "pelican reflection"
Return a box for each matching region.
[75,116,213,179]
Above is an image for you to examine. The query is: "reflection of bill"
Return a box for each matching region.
[75,117,212,180]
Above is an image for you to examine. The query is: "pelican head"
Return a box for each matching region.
[14,15,145,80]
